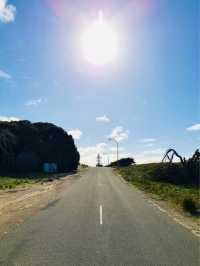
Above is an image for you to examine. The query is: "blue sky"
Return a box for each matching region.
[0,0,199,165]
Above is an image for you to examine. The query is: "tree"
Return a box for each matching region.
[108,157,135,167]
[0,129,16,171]
[0,121,80,173]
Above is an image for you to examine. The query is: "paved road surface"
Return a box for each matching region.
[0,168,199,265]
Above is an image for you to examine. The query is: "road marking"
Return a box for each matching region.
[100,205,103,225]
[148,200,200,238]
[148,200,167,214]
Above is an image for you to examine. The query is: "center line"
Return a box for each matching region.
[100,205,103,225]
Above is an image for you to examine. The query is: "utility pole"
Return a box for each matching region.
[96,153,101,167]
[108,137,119,162]
[116,141,119,161]
[107,155,110,166]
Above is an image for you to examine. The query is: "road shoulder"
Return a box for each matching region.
[115,169,200,237]
[0,171,82,238]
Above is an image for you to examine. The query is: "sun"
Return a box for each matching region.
[81,11,119,66]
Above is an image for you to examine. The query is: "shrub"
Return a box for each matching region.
[182,198,198,215]
[108,158,135,167]
[0,121,80,174]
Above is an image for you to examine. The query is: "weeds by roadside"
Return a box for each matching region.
[117,164,200,216]
[0,173,59,190]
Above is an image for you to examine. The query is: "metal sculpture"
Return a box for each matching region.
[162,148,200,181]
[162,149,186,166]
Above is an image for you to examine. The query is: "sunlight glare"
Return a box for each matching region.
[81,10,119,66]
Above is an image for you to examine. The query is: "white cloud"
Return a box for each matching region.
[108,126,129,142]
[68,129,83,140]
[0,0,16,23]
[140,138,156,143]
[79,143,107,166]
[96,115,110,123]
[79,141,166,166]
[25,98,47,107]
[0,69,11,79]
[79,140,133,166]
[0,116,20,122]
[186,123,200,132]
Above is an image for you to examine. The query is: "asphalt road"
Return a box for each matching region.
[0,167,199,266]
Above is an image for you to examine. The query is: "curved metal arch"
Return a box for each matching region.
[162,149,185,166]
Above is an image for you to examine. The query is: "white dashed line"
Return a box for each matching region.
[100,205,103,225]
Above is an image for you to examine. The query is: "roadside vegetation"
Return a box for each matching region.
[79,164,89,168]
[0,173,59,190]
[107,157,135,167]
[117,163,199,216]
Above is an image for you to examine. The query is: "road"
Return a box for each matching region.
[0,167,199,266]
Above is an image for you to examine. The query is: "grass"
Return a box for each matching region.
[79,164,89,169]
[117,164,200,216]
[0,173,57,190]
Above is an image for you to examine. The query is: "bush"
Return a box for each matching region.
[108,158,135,167]
[120,163,198,187]
[182,198,198,215]
[0,121,80,173]
[80,164,88,168]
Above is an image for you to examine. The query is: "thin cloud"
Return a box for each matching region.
[134,148,165,164]
[96,115,110,123]
[25,98,47,107]
[0,116,20,122]
[140,138,156,143]
[108,126,129,142]
[0,0,16,23]
[140,138,157,148]
[68,129,83,140]
[144,143,156,147]
[186,123,200,132]
[0,69,11,79]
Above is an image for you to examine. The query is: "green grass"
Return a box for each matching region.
[117,164,200,216]
[0,173,56,190]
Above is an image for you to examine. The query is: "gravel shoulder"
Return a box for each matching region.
[0,171,82,238]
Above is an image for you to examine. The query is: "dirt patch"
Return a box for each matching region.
[0,172,80,238]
